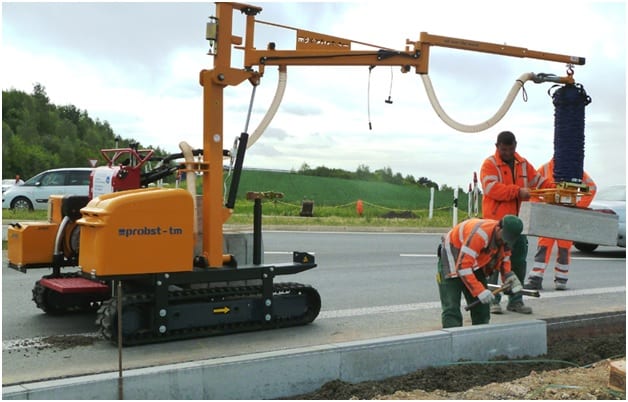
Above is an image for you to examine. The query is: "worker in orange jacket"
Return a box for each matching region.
[436,215,524,328]
[480,131,553,315]
[524,159,597,290]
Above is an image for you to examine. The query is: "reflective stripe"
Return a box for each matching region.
[521,161,529,187]
[484,181,496,195]
[529,269,544,278]
[532,262,547,270]
[476,227,489,245]
[484,157,503,197]
[458,267,475,276]
[460,245,478,259]
[554,268,568,280]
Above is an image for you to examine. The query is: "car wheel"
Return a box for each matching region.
[11,196,34,211]
[574,242,599,253]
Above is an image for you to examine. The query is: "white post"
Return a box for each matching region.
[429,187,434,219]
[453,187,459,226]
[467,183,472,217]
[473,172,479,216]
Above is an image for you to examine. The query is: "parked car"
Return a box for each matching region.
[2,179,17,193]
[2,168,93,211]
[574,184,626,252]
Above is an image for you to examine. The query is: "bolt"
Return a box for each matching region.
[159,325,167,334]
[265,299,272,307]
[218,73,225,81]
[164,273,170,279]
[156,280,162,286]
[265,314,271,321]
[159,309,167,317]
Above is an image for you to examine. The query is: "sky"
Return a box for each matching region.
[2,1,626,190]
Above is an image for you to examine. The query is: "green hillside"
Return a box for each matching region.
[232,169,472,211]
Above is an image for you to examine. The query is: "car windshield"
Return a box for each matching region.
[23,172,45,185]
[596,185,626,202]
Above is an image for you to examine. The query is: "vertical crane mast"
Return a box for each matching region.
[199,3,262,267]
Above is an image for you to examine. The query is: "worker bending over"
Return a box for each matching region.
[525,159,597,290]
[436,215,524,328]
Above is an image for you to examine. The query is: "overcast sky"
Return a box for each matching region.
[2,2,626,190]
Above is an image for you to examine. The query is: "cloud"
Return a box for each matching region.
[2,1,625,189]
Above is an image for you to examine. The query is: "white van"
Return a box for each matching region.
[2,168,92,210]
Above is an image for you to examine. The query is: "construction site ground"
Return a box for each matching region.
[290,319,626,400]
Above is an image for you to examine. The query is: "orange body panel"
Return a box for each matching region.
[78,188,194,277]
[47,195,65,224]
[7,222,58,267]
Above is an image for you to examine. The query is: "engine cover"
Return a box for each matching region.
[78,188,194,276]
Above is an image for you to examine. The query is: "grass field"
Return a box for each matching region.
[2,169,482,228]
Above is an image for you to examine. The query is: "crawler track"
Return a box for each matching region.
[96,282,321,345]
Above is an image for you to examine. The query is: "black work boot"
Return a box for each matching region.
[554,278,568,290]
[524,276,543,290]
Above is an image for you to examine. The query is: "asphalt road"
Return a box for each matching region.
[2,230,626,385]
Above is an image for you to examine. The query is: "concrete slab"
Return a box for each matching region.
[2,321,547,400]
[338,331,450,383]
[445,320,546,361]
[519,201,618,245]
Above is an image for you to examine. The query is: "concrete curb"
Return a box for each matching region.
[3,320,546,400]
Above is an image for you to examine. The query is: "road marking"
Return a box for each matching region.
[400,254,625,261]
[571,256,625,261]
[319,302,441,319]
[265,251,316,255]
[400,254,436,258]
[318,286,626,319]
[4,287,624,351]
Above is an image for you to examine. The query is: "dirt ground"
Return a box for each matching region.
[289,331,626,400]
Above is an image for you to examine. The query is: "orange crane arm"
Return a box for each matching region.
[234,11,584,75]
[199,2,586,267]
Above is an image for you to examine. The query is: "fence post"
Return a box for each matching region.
[429,187,434,219]
[467,183,472,216]
[473,172,480,216]
[452,187,458,226]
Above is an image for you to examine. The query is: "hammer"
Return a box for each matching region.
[488,283,540,298]
[464,283,540,311]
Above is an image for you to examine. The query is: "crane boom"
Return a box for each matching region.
[199,1,586,266]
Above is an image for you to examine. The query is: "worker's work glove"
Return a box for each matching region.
[504,272,523,294]
[477,289,495,305]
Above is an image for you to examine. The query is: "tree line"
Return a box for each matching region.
[2,84,443,191]
[293,163,442,190]
[2,84,168,181]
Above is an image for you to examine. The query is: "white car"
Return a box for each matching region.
[2,179,17,193]
[574,184,626,252]
[2,168,92,211]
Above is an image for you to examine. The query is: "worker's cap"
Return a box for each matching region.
[500,215,523,246]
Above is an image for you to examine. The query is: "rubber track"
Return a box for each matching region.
[96,282,321,346]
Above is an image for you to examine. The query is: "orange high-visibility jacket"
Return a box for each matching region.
[480,150,552,219]
[537,159,597,208]
[440,218,512,297]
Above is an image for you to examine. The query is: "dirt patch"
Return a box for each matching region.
[40,335,98,350]
[380,211,417,219]
[288,331,626,400]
